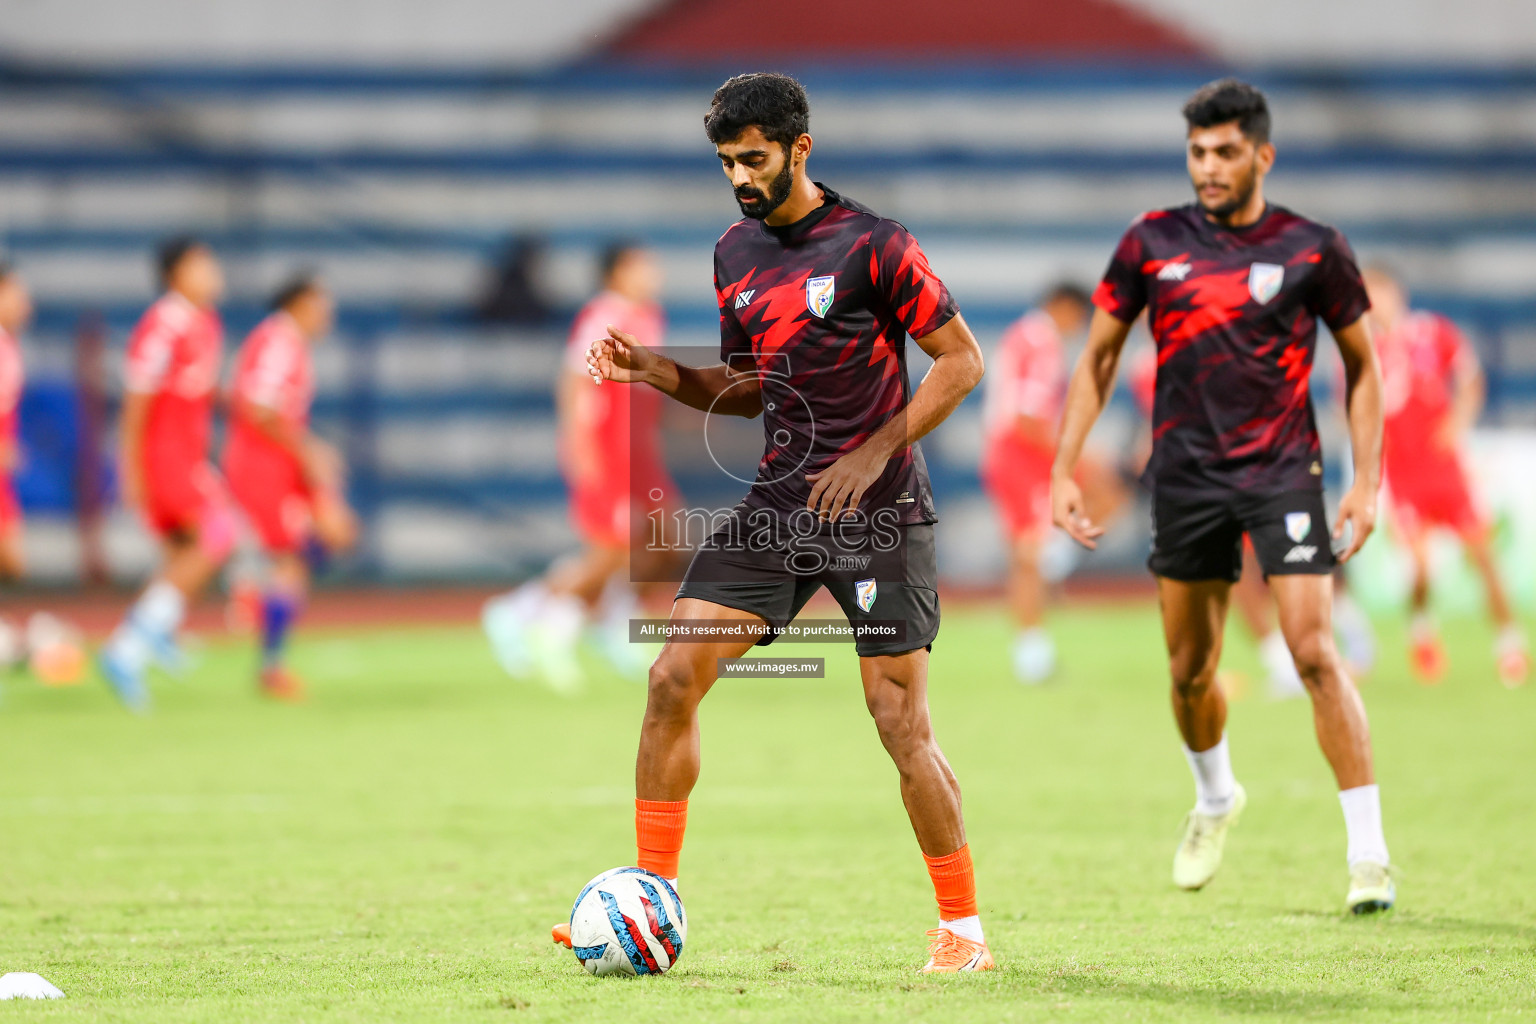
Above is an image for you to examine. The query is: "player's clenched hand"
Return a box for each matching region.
[1052,474,1104,550]
[805,444,887,523]
[586,325,656,385]
[1333,482,1377,563]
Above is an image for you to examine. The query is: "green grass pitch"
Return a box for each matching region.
[0,601,1532,1022]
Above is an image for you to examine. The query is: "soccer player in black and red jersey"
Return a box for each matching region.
[1052,80,1396,914]
[559,73,993,972]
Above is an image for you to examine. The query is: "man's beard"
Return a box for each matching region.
[1197,168,1256,222]
[734,160,794,220]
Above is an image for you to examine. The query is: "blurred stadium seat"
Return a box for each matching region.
[0,2,1534,585]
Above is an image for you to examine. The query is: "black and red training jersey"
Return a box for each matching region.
[1094,202,1370,499]
[712,184,958,526]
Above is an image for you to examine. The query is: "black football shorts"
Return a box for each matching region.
[1149,488,1337,583]
[675,509,939,657]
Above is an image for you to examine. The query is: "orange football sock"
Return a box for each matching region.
[635,798,688,878]
[924,843,979,920]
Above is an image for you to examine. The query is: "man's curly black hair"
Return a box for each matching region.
[704,72,810,151]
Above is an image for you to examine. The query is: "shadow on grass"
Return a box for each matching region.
[1278,908,1536,941]
[1030,970,1386,1016]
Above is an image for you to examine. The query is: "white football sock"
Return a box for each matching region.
[1011,628,1056,684]
[1495,624,1526,656]
[507,581,548,618]
[597,579,640,635]
[1410,611,1436,642]
[536,593,585,648]
[939,915,984,944]
[1184,735,1237,817]
[1339,784,1390,867]
[106,580,186,672]
[136,580,186,636]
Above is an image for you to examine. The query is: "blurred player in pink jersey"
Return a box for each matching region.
[224,274,357,701]
[482,241,677,692]
[980,283,1092,682]
[100,238,236,710]
[1364,266,1527,687]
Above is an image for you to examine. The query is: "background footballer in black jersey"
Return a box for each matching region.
[1050,79,1396,916]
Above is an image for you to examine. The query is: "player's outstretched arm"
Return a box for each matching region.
[805,312,985,522]
[1051,307,1133,549]
[586,325,761,418]
[1332,316,1384,562]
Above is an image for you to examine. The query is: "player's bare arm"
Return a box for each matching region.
[555,366,603,484]
[587,325,762,418]
[1051,307,1133,548]
[118,390,152,510]
[805,311,984,522]
[1440,343,1486,449]
[1332,315,1384,562]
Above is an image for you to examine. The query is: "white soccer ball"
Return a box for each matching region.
[568,867,686,976]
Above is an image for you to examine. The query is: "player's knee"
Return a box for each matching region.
[1167,649,1219,696]
[644,654,702,722]
[1286,630,1336,685]
[865,687,928,759]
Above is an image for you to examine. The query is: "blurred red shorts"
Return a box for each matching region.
[571,473,675,549]
[981,435,1055,543]
[144,460,237,556]
[0,477,19,534]
[1388,467,1484,540]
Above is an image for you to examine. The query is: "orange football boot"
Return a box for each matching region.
[1410,635,1446,684]
[551,923,572,948]
[259,666,306,702]
[919,927,996,973]
[1497,646,1529,689]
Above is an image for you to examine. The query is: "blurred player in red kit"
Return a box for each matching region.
[482,241,677,692]
[100,238,236,711]
[0,265,30,584]
[224,274,357,701]
[0,265,87,684]
[1053,80,1396,913]
[1363,265,1527,687]
[980,282,1096,683]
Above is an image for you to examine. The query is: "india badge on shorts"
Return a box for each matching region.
[1285,511,1312,543]
[806,275,835,318]
[1248,262,1284,304]
[855,578,877,613]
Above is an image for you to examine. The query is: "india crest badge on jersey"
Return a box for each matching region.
[806,275,835,318]
[855,578,877,613]
[1248,262,1284,305]
[1285,511,1311,543]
